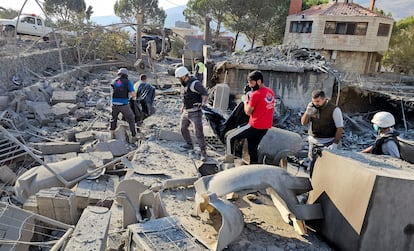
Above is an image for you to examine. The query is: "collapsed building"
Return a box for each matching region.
[0,1,414,251]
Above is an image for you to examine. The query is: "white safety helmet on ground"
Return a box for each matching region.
[175,66,189,78]
[117,68,128,75]
[371,111,395,128]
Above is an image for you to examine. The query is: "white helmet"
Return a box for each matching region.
[175,66,189,78]
[117,68,128,75]
[371,111,395,128]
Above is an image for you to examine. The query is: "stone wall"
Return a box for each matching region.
[0,48,77,91]
[216,67,336,110]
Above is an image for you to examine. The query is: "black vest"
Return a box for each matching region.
[372,131,400,155]
[112,77,129,99]
[309,102,337,138]
[183,77,202,109]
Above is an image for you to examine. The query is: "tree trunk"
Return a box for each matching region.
[204,16,212,45]
[232,31,240,52]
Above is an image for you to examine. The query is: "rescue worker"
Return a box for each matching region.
[301,89,343,174]
[110,68,137,143]
[193,57,205,82]
[175,66,208,161]
[361,111,400,158]
[134,74,156,118]
[225,70,275,164]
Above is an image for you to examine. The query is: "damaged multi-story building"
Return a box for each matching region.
[284,0,393,74]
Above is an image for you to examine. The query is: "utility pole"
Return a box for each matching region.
[136,13,143,59]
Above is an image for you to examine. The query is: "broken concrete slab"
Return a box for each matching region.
[75,130,95,144]
[43,152,78,163]
[308,150,414,251]
[14,157,94,202]
[51,90,78,105]
[78,151,114,167]
[23,195,38,214]
[51,102,78,119]
[107,202,127,251]
[88,121,109,130]
[94,139,129,157]
[65,206,111,251]
[26,101,53,125]
[36,187,78,225]
[31,141,81,154]
[75,175,118,209]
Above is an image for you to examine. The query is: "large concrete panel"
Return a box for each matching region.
[65,206,111,251]
[308,149,414,251]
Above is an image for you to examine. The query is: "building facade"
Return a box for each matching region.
[284,0,394,74]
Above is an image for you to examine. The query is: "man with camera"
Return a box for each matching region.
[301,89,343,174]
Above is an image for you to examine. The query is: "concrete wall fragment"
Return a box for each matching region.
[65,206,111,251]
[308,150,414,251]
[14,157,94,202]
[36,187,78,225]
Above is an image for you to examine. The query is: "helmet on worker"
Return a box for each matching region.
[117,68,128,76]
[175,66,189,78]
[371,111,395,128]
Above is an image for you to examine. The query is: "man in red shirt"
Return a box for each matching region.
[225,70,275,164]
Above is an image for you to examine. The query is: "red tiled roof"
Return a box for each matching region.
[294,2,393,19]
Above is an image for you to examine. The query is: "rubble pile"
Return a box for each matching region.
[227,44,332,73]
[0,46,413,250]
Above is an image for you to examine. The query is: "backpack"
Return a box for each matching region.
[397,137,414,164]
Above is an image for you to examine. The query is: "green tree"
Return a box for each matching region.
[0,7,19,19]
[302,0,328,10]
[184,0,230,39]
[260,0,290,46]
[383,16,414,73]
[114,0,166,27]
[43,0,86,23]
[223,0,250,51]
[225,0,289,48]
[85,6,93,21]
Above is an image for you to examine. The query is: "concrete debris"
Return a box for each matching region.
[226,44,331,73]
[14,157,94,202]
[0,36,413,251]
[65,206,111,251]
[126,216,203,250]
[75,175,118,209]
[35,187,79,225]
[309,150,414,251]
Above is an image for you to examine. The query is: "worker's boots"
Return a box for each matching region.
[181,143,194,150]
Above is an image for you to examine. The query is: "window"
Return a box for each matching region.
[21,17,35,24]
[290,21,313,33]
[377,23,390,36]
[324,21,367,35]
[355,23,368,35]
[37,18,42,26]
[324,22,336,34]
